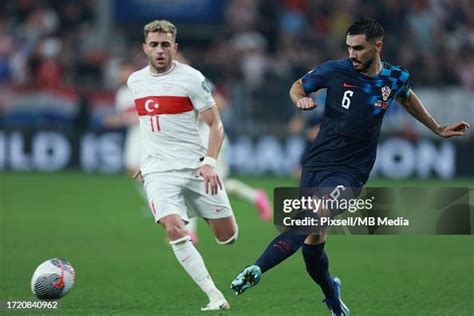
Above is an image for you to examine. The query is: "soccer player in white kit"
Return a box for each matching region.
[127,20,236,311]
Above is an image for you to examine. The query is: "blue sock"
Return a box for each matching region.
[302,243,334,298]
[254,231,306,273]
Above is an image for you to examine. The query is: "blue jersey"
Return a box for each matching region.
[301,59,410,184]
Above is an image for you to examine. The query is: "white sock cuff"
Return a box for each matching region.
[215,227,239,245]
[169,235,192,246]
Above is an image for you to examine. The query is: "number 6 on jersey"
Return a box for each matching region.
[342,90,354,109]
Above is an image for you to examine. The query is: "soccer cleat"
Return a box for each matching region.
[201,296,230,311]
[323,277,350,316]
[255,190,272,221]
[230,265,262,295]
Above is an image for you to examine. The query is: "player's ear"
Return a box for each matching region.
[375,39,383,53]
[173,42,178,53]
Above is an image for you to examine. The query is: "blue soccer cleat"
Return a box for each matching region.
[230,265,262,295]
[323,277,350,316]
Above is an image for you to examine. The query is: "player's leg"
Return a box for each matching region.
[185,183,237,307]
[302,232,331,296]
[230,230,307,295]
[206,216,238,245]
[144,172,229,311]
[185,169,239,245]
[300,172,360,315]
[224,178,272,221]
[303,233,349,316]
[159,213,188,240]
[230,170,326,294]
[186,217,199,245]
[159,214,227,307]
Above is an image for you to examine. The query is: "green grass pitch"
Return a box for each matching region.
[1,172,473,315]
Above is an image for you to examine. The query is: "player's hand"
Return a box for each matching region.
[296,97,317,111]
[196,165,222,195]
[437,121,470,138]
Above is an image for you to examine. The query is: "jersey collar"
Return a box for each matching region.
[149,61,177,77]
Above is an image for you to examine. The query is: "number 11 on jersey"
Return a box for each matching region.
[150,116,161,132]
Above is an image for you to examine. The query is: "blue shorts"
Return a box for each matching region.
[300,170,364,215]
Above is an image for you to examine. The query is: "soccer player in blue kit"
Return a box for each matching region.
[230,17,470,315]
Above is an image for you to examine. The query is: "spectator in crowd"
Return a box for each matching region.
[1,0,473,132]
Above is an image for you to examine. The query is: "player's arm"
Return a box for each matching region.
[198,85,227,123]
[396,90,470,138]
[197,105,224,194]
[200,105,224,159]
[290,79,317,110]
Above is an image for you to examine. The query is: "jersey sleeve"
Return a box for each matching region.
[302,61,334,94]
[188,71,216,112]
[397,69,411,99]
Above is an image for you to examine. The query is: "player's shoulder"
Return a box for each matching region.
[319,59,351,70]
[311,59,352,74]
[381,62,410,82]
[327,59,352,69]
[383,61,409,73]
[175,61,205,80]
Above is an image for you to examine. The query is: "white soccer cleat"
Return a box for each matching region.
[200,296,230,311]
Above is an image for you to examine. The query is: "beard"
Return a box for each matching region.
[352,57,374,73]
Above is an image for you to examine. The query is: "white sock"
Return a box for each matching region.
[224,178,258,203]
[170,236,222,300]
[186,217,198,235]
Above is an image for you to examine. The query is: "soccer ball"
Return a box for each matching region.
[31,258,76,300]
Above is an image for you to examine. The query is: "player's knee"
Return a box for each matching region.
[304,233,326,245]
[215,227,238,245]
[164,223,187,241]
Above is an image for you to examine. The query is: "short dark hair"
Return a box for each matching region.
[346,17,384,42]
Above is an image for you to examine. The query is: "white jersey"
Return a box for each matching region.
[127,61,215,175]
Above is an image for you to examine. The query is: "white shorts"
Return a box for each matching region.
[143,169,234,223]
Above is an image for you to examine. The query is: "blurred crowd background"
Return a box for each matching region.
[0,0,473,177]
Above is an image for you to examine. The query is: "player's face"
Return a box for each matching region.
[346,34,381,72]
[143,32,177,74]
